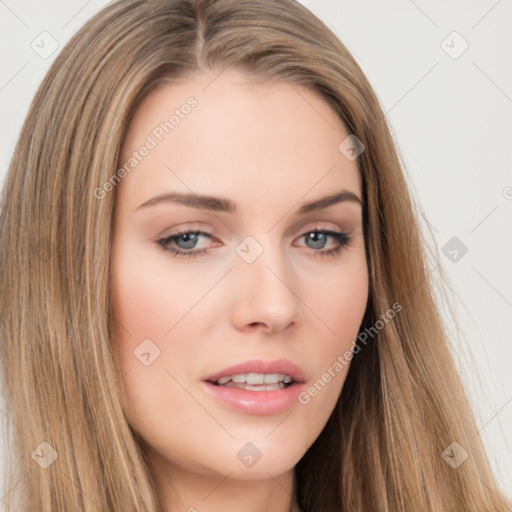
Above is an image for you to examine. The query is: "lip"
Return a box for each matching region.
[201,358,306,415]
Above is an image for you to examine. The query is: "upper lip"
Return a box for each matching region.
[204,359,306,384]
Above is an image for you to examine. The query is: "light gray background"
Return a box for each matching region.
[1,0,511,502]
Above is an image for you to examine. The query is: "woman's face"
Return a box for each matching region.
[110,69,368,482]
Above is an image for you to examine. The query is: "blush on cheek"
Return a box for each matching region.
[315,268,368,343]
[111,266,171,335]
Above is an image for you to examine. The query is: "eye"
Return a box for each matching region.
[156,228,353,259]
[157,230,213,259]
[295,229,353,258]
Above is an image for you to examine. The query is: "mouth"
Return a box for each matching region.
[209,372,295,391]
[201,359,306,415]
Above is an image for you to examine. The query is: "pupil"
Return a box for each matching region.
[307,232,326,249]
[177,233,197,249]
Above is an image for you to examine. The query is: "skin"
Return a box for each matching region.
[110,69,369,512]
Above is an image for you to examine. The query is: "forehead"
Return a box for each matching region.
[117,69,361,213]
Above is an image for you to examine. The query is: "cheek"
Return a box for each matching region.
[298,255,369,412]
[326,264,368,343]
[109,250,213,447]
[307,251,369,352]
[109,245,199,391]
[110,242,221,349]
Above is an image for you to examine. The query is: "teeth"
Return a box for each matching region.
[215,373,294,387]
[245,383,284,391]
[220,382,286,391]
[264,373,282,384]
[247,373,264,385]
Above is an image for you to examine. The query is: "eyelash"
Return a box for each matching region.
[156,227,353,260]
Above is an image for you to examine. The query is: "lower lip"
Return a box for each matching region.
[201,381,305,415]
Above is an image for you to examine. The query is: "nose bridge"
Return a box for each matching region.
[231,232,300,332]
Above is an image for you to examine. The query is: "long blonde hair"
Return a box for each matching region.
[0,0,509,510]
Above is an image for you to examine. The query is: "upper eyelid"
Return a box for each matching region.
[163,225,347,238]
[164,219,352,236]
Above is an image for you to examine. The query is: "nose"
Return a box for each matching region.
[230,240,300,335]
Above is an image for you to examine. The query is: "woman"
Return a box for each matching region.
[0,0,509,511]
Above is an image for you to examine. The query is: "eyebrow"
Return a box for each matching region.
[135,189,363,214]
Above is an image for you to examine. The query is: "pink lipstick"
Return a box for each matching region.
[201,359,306,415]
